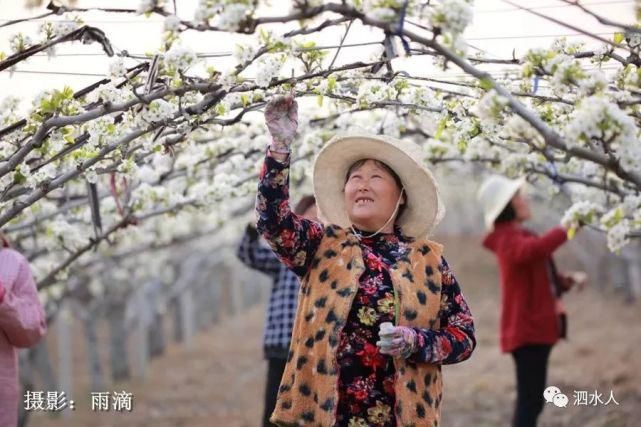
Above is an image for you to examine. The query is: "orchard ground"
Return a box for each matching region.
[29,235,641,427]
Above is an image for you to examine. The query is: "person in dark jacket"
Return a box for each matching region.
[477,175,586,427]
[236,195,317,427]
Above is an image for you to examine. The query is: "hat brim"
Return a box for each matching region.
[313,134,444,238]
[483,178,526,230]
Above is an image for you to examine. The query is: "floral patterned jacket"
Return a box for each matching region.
[257,151,476,426]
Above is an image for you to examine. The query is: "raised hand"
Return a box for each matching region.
[265,94,298,149]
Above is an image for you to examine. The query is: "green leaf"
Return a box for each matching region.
[614,32,624,44]
[214,103,226,115]
[327,75,336,93]
[60,86,74,100]
[434,118,447,140]
[13,168,26,185]
[478,77,494,90]
[567,226,576,240]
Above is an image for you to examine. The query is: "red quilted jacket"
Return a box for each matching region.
[483,222,568,353]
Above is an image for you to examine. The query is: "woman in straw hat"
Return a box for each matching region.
[477,175,586,427]
[256,94,476,426]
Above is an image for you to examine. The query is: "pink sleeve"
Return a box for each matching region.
[0,257,47,348]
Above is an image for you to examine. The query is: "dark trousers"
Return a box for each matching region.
[511,344,552,427]
[263,357,287,427]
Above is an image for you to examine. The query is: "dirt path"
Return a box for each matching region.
[29,236,641,426]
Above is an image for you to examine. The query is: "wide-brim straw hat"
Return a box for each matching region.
[477,174,526,230]
[313,134,445,238]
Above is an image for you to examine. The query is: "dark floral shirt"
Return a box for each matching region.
[256,151,476,427]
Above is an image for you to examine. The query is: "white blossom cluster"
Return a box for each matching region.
[9,33,32,53]
[426,0,474,40]
[290,0,324,11]
[561,200,601,229]
[606,220,631,253]
[163,45,198,73]
[24,163,57,190]
[380,114,404,137]
[254,54,285,88]
[233,42,257,64]
[472,89,509,123]
[399,86,443,111]
[356,81,397,107]
[137,0,159,14]
[174,142,208,175]
[39,19,81,41]
[194,1,253,31]
[465,136,502,161]
[314,77,340,96]
[565,96,639,172]
[84,115,125,150]
[424,139,458,159]
[140,99,176,124]
[598,199,641,252]
[362,0,403,22]
[132,182,173,210]
[543,54,607,96]
[164,14,181,32]
[0,96,21,127]
[560,157,599,179]
[47,219,88,251]
[623,195,641,217]
[87,82,131,105]
[220,92,242,113]
[108,58,127,80]
[216,3,250,30]
[504,114,543,145]
[128,154,174,190]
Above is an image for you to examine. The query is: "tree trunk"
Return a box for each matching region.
[172,298,183,343]
[623,240,641,301]
[148,309,166,358]
[83,313,105,391]
[107,304,130,382]
[179,286,195,351]
[57,306,73,417]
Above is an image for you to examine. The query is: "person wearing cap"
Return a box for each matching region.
[256,95,476,426]
[236,195,317,427]
[0,237,47,427]
[477,175,586,427]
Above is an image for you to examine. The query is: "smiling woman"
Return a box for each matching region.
[343,159,406,236]
[256,95,477,427]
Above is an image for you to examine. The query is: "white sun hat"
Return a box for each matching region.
[312,134,445,238]
[477,175,526,230]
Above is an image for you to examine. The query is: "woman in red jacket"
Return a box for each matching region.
[478,175,585,427]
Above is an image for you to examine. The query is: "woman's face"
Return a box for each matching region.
[344,159,404,232]
[511,190,531,222]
